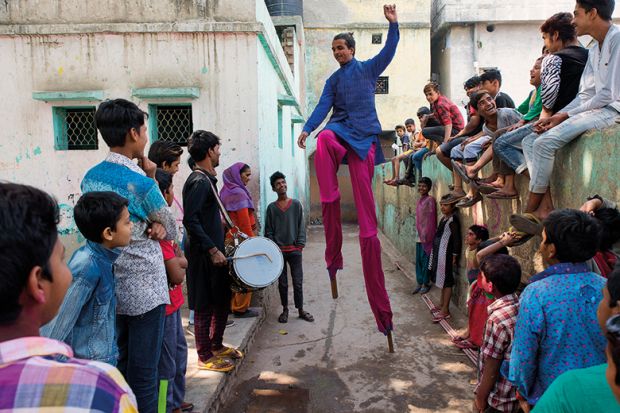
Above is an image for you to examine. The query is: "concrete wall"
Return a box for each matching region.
[373,124,620,309]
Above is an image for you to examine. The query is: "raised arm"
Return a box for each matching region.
[368,5,400,78]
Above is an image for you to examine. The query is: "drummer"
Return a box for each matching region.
[264,171,314,324]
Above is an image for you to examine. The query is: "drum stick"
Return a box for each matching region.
[227,253,272,263]
[387,331,394,353]
[330,278,338,299]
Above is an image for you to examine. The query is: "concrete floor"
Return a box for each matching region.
[220,225,475,413]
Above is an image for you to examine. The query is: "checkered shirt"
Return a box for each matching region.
[477,293,519,412]
[0,336,137,412]
[432,95,465,131]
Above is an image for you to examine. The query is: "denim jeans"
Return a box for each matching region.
[522,107,619,193]
[493,123,534,174]
[117,304,166,413]
[278,251,304,309]
[158,309,187,413]
[450,135,492,163]
[410,148,429,177]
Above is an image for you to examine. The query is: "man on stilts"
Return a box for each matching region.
[298,4,399,349]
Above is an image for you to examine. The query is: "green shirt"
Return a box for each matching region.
[516,86,542,122]
[533,364,620,413]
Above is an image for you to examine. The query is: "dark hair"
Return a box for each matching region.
[480,254,522,295]
[577,0,615,20]
[477,239,509,255]
[395,124,405,131]
[469,89,492,110]
[187,130,221,162]
[594,208,620,251]
[608,268,620,308]
[463,76,481,90]
[440,194,458,209]
[423,82,440,94]
[270,171,286,188]
[480,69,502,86]
[405,118,415,126]
[0,183,59,324]
[148,140,183,168]
[240,164,251,175]
[95,99,148,148]
[418,176,432,189]
[469,225,490,241]
[187,156,196,170]
[74,192,129,243]
[540,12,578,42]
[333,32,355,54]
[543,209,600,263]
[606,314,620,386]
[155,169,173,196]
[416,107,432,116]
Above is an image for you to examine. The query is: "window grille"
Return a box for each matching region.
[53,107,98,150]
[152,105,193,146]
[375,76,389,94]
[372,33,383,44]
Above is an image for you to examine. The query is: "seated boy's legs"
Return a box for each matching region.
[449,145,466,197]
[435,136,465,170]
[526,108,619,217]
[494,123,534,174]
[411,149,428,179]
[421,126,447,145]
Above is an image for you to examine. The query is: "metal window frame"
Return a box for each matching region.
[375,76,389,94]
[148,103,193,146]
[52,106,98,151]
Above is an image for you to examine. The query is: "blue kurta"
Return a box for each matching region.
[303,22,400,164]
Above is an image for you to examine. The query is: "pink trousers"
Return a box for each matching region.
[315,130,393,333]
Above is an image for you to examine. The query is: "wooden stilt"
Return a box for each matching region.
[330,278,339,299]
[387,331,394,353]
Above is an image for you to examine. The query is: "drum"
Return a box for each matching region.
[227,236,284,292]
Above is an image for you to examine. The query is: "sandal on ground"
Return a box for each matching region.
[486,191,518,199]
[278,309,289,323]
[510,213,543,235]
[430,307,442,315]
[455,339,479,350]
[181,402,194,412]
[299,310,314,322]
[197,356,235,372]
[432,312,451,323]
[213,345,244,359]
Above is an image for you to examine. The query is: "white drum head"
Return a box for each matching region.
[232,237,284,288]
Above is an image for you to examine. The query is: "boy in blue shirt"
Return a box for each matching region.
[41,191,132,365]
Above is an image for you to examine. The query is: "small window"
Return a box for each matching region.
[53,107,98,150]
[372,33,383,44]
[149,104,193,146]
[375,76,389,94]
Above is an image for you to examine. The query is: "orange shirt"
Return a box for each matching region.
[228,208,255,237]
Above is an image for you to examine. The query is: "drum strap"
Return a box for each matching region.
[193,168,242,234]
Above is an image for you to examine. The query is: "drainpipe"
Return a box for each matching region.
[472,23,479,75]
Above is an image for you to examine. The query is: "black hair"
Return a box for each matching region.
[423,82,441,94]
[480,254,522,295]
[463,76,481,90]
[469,225,490,241]
[608,268,620,308]
[0,183,59,324]
[416,107,432,116]
[469,89,492,111]
[594,207,620,251]
[395,124,405,131]
[187,156,196,170]
[418,176,432,189]
[480,69,502,86]
[240,164,251,174]
[187,130,221,162]
[270,171,286,188]
[74,192,129,243]
[577,0,615,20]
[148,140,183,168]
[333,32,356,54]
[606,314,620,386]
[477,239,509,255]
[540,12,578,42]
[543,209,600,263]
[405,118,415,126]
[155,169,173,196]
[95,99,148,148]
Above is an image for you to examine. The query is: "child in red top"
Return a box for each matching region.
[156,169,192,413]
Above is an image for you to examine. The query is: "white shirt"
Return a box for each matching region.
[563,24,620,116]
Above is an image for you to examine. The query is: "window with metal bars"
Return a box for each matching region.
[375,76,389,94]
[149,104,193,146]
[53,107,98,150]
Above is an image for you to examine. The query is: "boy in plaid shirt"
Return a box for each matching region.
[474,254,522,413]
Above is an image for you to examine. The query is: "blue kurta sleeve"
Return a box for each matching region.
[303,77,335,134]
[368,22,400,78]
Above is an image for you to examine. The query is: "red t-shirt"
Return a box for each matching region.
[159,240,185,316]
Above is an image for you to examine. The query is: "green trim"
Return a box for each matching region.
[291,114,305,124]
[33,91,104,102]
[277,106,283,149]
[148,105,159,143]
[277,94,296,106]
[132,87,200,99]
[291,124,296,158]
[158,380,168,413]
[52,106,97,150]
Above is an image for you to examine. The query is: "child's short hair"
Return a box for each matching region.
[74,192,129,243]
[416,107,432,116]
[0,183,59,324]
[594,207,620,251]
[395,124,405,131]
[480,254,521,295]
[418,177,432,189]
[148,140,183,168]
[469,224,489,241]
[440,193,458,207]
[188,130,221,162]
[463,76,481,90]
[270,171,286,188]
[477,239,509,255]
[405,118,415,126]
[480,69,502,86]
[423,82,440,94]
[543,209,600,263]
[469,89,492,110]
[95,99,148,148]
[155,169,173,195]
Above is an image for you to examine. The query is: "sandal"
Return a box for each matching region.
[181,402,194,412]
[299,310,314,322]
[451,160,474,183]
[486,191,518,199]
[456,193,483,208]
[455,339,479,350]
[452,335,469,343]
[430,307,442,315]
[278,309,289,323]
[432,312,451,323]
[213,345,244,360]
[197,356,235,372]
[510,213,543,235]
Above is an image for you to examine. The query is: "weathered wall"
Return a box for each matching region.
[374,124,620,309]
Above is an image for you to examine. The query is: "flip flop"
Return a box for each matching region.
[452,335,469,343]
[451,160,472,184]
[214,346,244,360]
[181,402,194,412]
[510,213,543,235]
[299,310,314,322]
[432,312,451,323]
[197,356,235,372]
[486,191,519,199]
[455,339,479,350]
[278,309,289,323]
[477,185,500,195]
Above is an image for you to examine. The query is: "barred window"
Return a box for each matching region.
[375,76,389,94]
[150,104,193,146]
[53,107,98,150]
[372,33,383,44]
